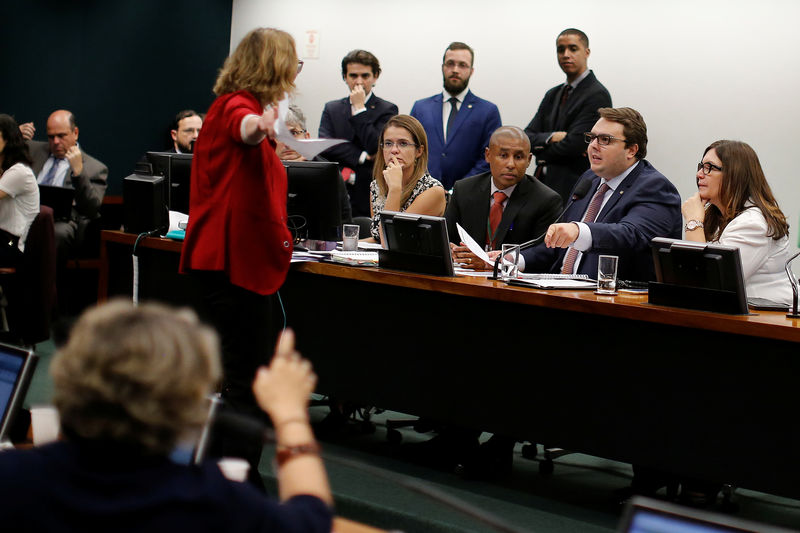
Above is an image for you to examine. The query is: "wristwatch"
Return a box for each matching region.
[685,219,704,231]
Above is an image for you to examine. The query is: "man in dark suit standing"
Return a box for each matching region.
[521,107,681,282]
[27,109,108,258]
[411,42,501,190]
[446,126,562,269]
[525,28,612,203]
[319,50,398,217]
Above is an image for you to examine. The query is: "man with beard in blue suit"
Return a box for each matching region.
[411,42,501,190]
[319,50,398,217]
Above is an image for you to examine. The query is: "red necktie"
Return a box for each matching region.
[487,191,507,249]
[560,182,610,274]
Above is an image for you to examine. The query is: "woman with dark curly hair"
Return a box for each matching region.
[0,114,39,266]
[682,140,791,306]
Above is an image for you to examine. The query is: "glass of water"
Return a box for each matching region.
[596,255,618,294]
[500,244,520,280]
[342,224,360,251]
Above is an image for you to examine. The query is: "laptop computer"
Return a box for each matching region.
[0,343,38,446]
[619,496,796,533]
[38,184,75,221]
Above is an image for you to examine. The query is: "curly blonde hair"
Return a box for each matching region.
[51,300,221,455]
[213,28,298,107]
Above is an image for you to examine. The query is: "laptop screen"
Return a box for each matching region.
[620,496,794,533]
[0,343,37,442]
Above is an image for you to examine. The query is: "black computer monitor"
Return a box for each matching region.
[284,160,342,241]
[145,152,192,214]
[649,237,748,314]
[378,211,454,277]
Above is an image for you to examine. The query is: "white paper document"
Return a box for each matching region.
[275,97,345,160]
[456,223,492,266]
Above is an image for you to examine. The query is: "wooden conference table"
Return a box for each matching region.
[100,230,800,500]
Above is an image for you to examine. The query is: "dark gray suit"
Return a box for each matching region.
[445,172,562,248]
[524,71,611,202]
[27,140,108,255]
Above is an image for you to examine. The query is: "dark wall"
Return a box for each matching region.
[0,0,232,195]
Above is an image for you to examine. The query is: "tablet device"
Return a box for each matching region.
[0,343,38,445]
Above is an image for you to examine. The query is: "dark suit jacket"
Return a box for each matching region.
[446,172,562,248]
[410,90,501,190]
[318,94,398,217]
[524,71,611,202]
[27,140,108,221]
[520,160,681,281]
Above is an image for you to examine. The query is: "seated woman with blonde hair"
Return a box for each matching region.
[682,140,791,306]
[368,114,446,242]
[0,300,332,531]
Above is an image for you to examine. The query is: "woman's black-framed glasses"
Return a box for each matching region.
[697,162,723,175]
[381,141,418,150]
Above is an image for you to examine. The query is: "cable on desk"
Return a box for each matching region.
[276,290,287,331]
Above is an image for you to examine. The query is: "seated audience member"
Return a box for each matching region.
[0,300,333,531]
[27,109,108,258]
[446,125,562,269]
[319,49,398,218]
[277,104,352,224]
[0,114,39,267]
[682,140,792,306]
[169,109,203,153]
[518,107,682,280]
[368,115,446,242]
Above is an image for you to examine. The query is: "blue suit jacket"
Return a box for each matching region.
[521,159,682,281]
[410,90,501,190]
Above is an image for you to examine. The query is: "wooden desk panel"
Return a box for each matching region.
[100,230,800,499]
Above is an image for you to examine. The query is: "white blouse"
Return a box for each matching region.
[716,204,792,306]
[0,163,40,252]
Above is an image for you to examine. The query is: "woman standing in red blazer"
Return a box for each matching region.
[180,27,301,488]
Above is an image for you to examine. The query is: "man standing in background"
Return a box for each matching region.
[525,28,612,202]
[411,42,501,190]
[319,50,398,217]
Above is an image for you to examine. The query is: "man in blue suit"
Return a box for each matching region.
[319,50,398,217]
[410,42,501,190]
[521,107,681,281]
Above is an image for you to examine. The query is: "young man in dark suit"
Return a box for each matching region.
[525,28,612,203]
[446,126,562,269]
[521,107,682,282]
[410,42,501,190]
[318,50,398,217]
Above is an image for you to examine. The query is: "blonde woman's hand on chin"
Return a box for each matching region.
[383,157,404,192]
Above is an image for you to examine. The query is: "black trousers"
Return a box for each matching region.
[191,271,280,490]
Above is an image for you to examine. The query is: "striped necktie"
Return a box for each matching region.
[560,182,610,274]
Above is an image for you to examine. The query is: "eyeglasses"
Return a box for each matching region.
[697,162,723,175]
[297,60,304,74]
[381,141,418,150]
[584,132,627,146]
[289,128,307,137]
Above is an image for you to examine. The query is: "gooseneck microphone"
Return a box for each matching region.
[214,411,528,533]
[785,251,800,318]
[491,178,594,280]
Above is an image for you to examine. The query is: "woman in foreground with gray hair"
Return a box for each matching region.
[0,300,332,532]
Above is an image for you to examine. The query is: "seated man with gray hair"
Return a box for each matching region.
[277,104,352,225]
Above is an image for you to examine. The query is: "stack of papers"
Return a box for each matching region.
[328,251,379,266]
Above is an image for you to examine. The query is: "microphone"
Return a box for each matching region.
[491,178,593,280]
[785,251,800,318]
[213,411,528,533]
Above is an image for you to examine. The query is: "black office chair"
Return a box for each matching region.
[0,206,57,346]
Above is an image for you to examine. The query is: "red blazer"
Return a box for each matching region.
[180,91,292,295]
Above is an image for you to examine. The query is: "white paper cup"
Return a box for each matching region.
[30,405,60,446]
[217,457,250,482]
